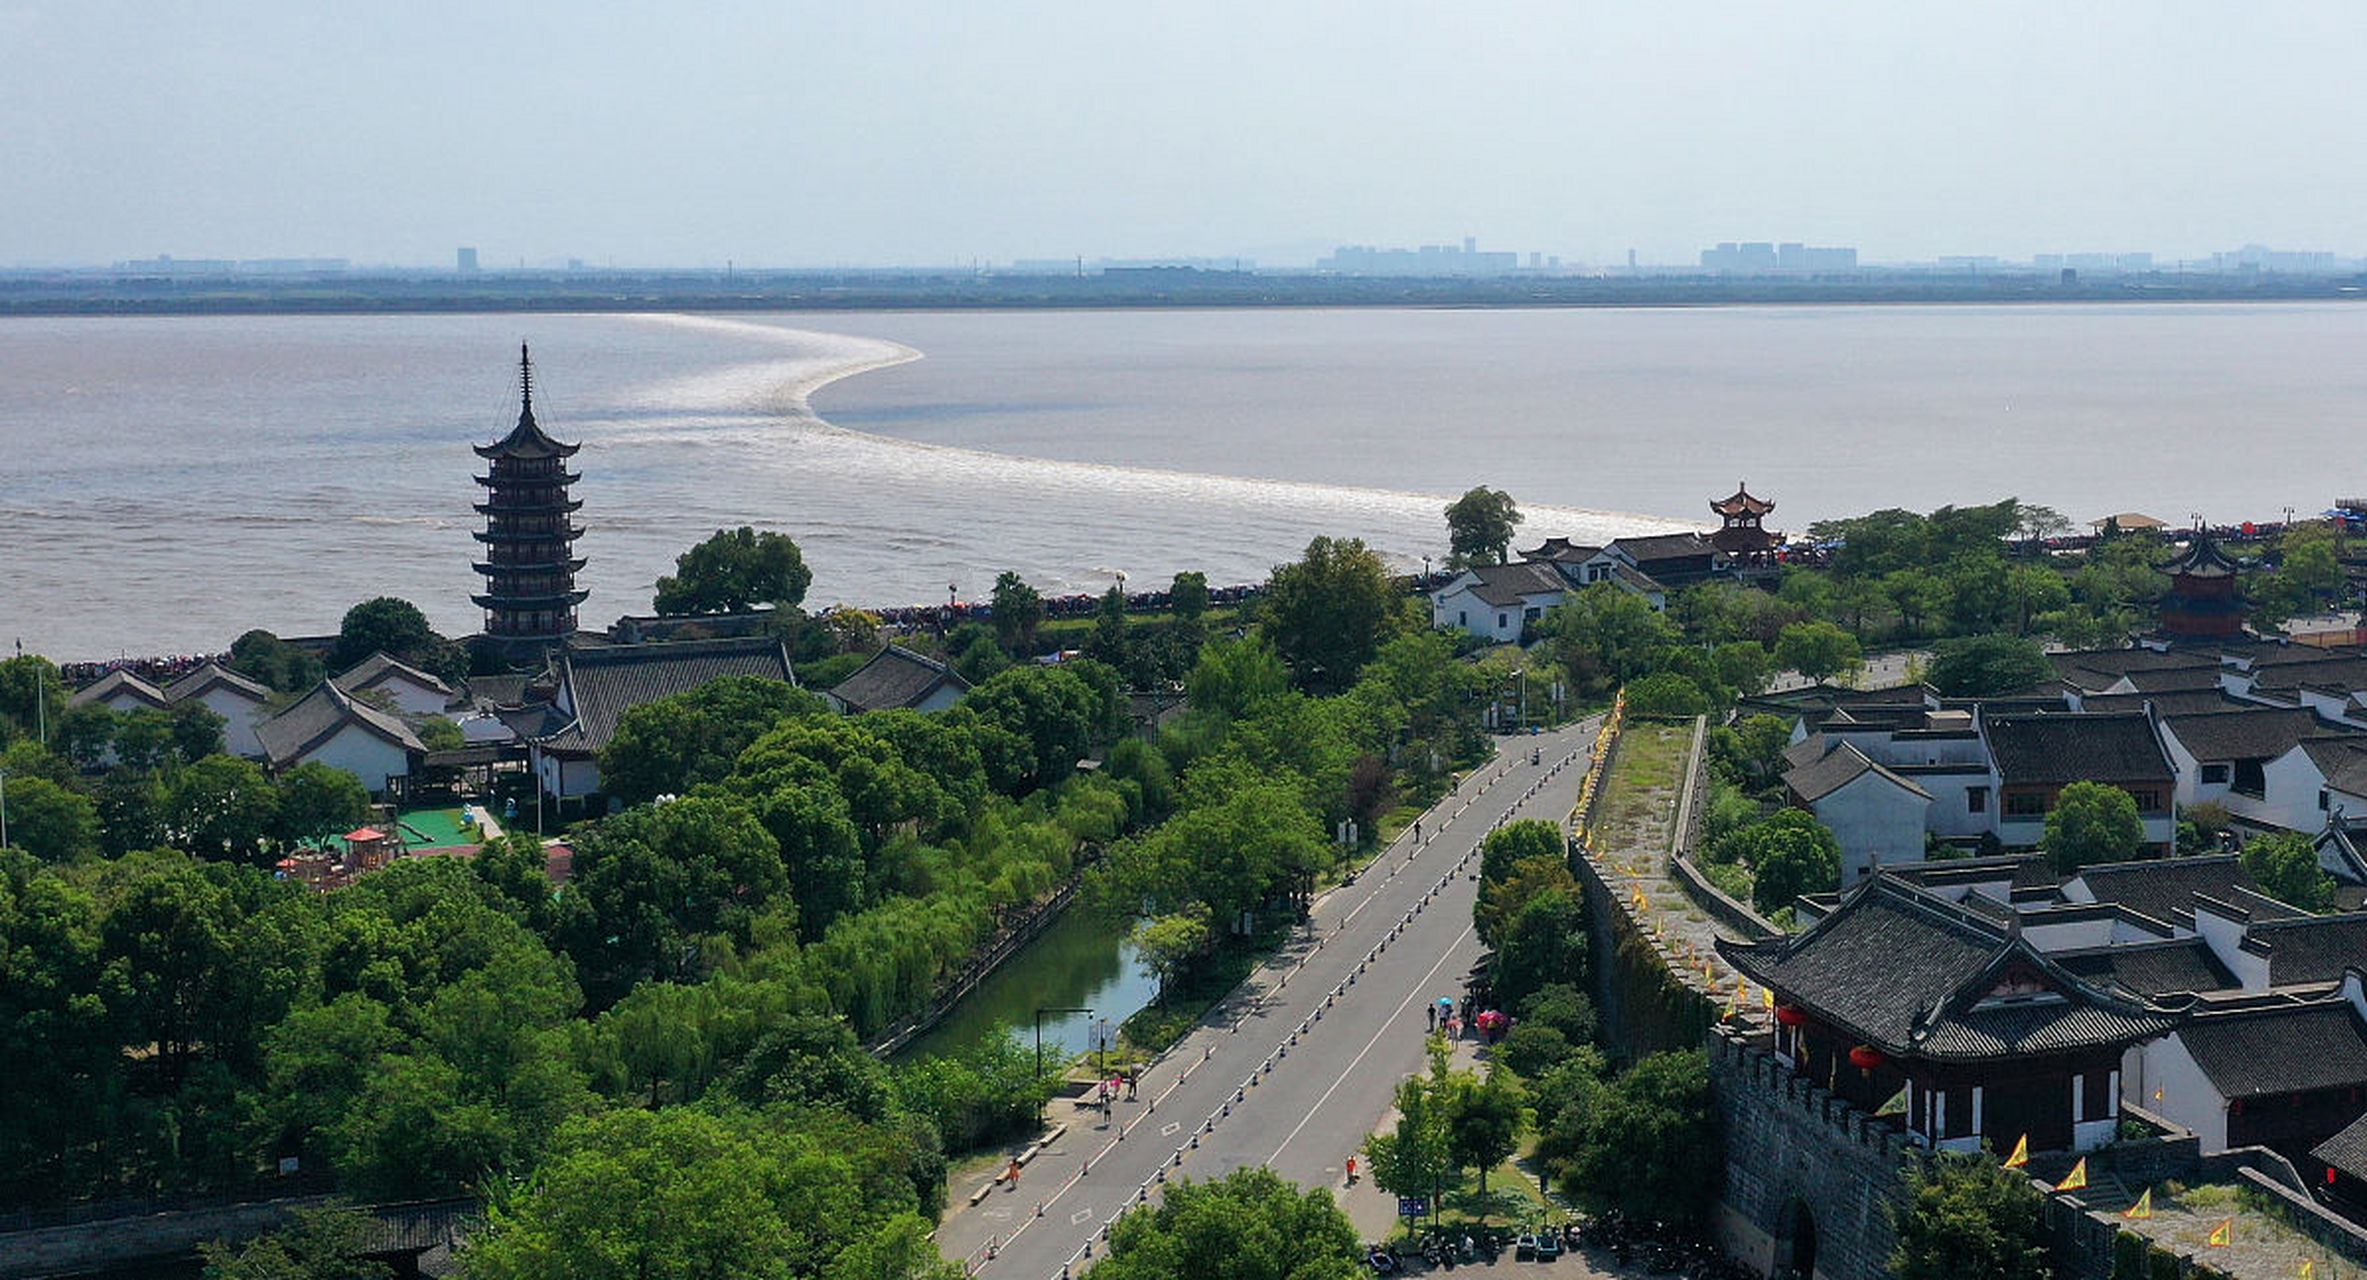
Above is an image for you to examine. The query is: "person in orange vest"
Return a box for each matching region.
[1005,1157,1023,1188]
[1346,1156,1359,1185]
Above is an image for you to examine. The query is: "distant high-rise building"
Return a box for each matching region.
[457,246,480,273]
[1699,242,1854,273]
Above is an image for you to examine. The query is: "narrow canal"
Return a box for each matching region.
[892,905,1160,1064]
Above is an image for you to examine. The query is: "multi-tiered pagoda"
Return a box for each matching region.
[1711,481,1781,562]
[472,345,587,655]
[2155,527,2246,642]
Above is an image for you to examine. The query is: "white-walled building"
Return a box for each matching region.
[333,651,458,719]
[161,661,276,759]
[255,681,424,796]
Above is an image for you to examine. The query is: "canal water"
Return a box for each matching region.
[893,905,1159,1064]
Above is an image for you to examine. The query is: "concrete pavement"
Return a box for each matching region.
[934,720,1604,1279]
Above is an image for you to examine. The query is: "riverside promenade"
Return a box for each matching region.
[932,719,1605,1279]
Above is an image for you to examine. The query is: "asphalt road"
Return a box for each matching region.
[936,719,1604,1279]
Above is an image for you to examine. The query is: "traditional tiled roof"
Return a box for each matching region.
[70,668,170,711]
[1984,712,2173,785]
[2079,690,2255,717]
[1607,562,1669,597]
[1718,876,2177,1061]
[2163,530,2241,580]
[2056,939,2240,999]
[2122,666,2235,694]
[1711,482,1775,517]
[1517,537,1602,565]
[2248,915,2367,987]
[333,651,456,700]
[2312,1109,2367,1180]
[2178,998,2367,1099]
[2068,856,2257,925]
[254,681,425,769]
[2302,740,2367,797]
[2163,707,2336,762]
[538,636,796,756]
[1783,733,1831,770]
[1785,742,1932,803]
[1450,560,1573,608]
[1609,531,1716,565]
[830,645,970,714]
[162,660,274,706]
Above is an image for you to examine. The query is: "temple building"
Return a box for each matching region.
[1710,481,1781,562]
[473,346,588,658]
[1719,874,2180,1158]
[2156,528,2247,643]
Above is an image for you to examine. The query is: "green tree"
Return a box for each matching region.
[1133,905,1213,1006]
[1490,887,1589,1011]
[462,1107,929,1280]
[1773,620,1863,684]
[1539,584,1680,692]
[2042,781,2145,874]
[2240,831,2337,912]
[1713,640,1775,697]
[948,625,1011,686]
[168,755,282,864]
[960,663,1115,791]
[1444,486,1524,567]
[599,675,827,806]
[1186,635,1292,721]
[1095,1166,1362,1280]
[1169,570,1211,621]
[329,598,444,678]
[169,701,228,763]
[0,654,65,745]
[274,762,372,848]
[1926,634,2052,697]
[1087,585,1131,668]
[1445,1067,1526,1194]
[0,775,99,861]
[198,1204,391,1280]
[1883,567,1952,639]
[565,795,787,1004]
[2004,565,2073,635]
[653,526,814,615]
[1263,535,1399,695]
[889,1032,1056,1153]
[1730,810,1841,914]
[1101,777,1329,928]
[1889,1150,2053,1280]
[1563,1050,1721,1227]
[1625,672,1710,719]
[1365,1050,1456,1219]
[989,570,1045,656]
[230,629,326,694]
[55,702,117,770]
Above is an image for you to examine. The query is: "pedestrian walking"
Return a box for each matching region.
[1125,1067,1138,1100]
[1006,1157,1022,1189]
[1426,1004,1437,1031]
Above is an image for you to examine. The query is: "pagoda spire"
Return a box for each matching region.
[473,347,587,654]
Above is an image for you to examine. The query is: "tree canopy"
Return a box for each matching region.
[2043,781,2146,874]
[1263,535,1399,695]
[1444,486,1524,567]
[1926,633,2053,697]
[1889,1150,2054,1280]
[1095,1166,1362,1280]
[653,527,813,616]
[2240,831,2336,912]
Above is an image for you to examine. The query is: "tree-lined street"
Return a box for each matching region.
[935,719,1604,1278]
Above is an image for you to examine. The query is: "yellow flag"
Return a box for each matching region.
[2153,1085,2164,1104]
[2123,1188,2152,1220]
[2207,1219,2232,1247]
[2055,1158,2088,1192]
[2003,1135,2029,1168]
[1762,986,1777,1010]
[2299,1260,2314,1280]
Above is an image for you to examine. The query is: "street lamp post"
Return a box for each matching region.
[1034,1005,1092,1117]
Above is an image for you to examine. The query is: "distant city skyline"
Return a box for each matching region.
[7,3,2367,270]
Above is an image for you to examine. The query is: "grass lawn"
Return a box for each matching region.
[1593,721,1690,854]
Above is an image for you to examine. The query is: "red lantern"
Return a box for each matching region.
[1848,1045,1884,1071]
[1774,1005,1806,1027]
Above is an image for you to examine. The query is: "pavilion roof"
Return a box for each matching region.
[2162,530,2241,580]
[1718,874,2177,1062]
[1711,481,1775,517]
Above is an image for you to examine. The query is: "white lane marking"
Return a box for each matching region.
[1263,921,1478,1166]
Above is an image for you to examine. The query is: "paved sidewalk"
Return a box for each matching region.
[933,724,1603,1279]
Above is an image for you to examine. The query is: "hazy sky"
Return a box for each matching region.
[6,1,2364,268]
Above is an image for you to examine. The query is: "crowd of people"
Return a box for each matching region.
[57,652,226,687]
